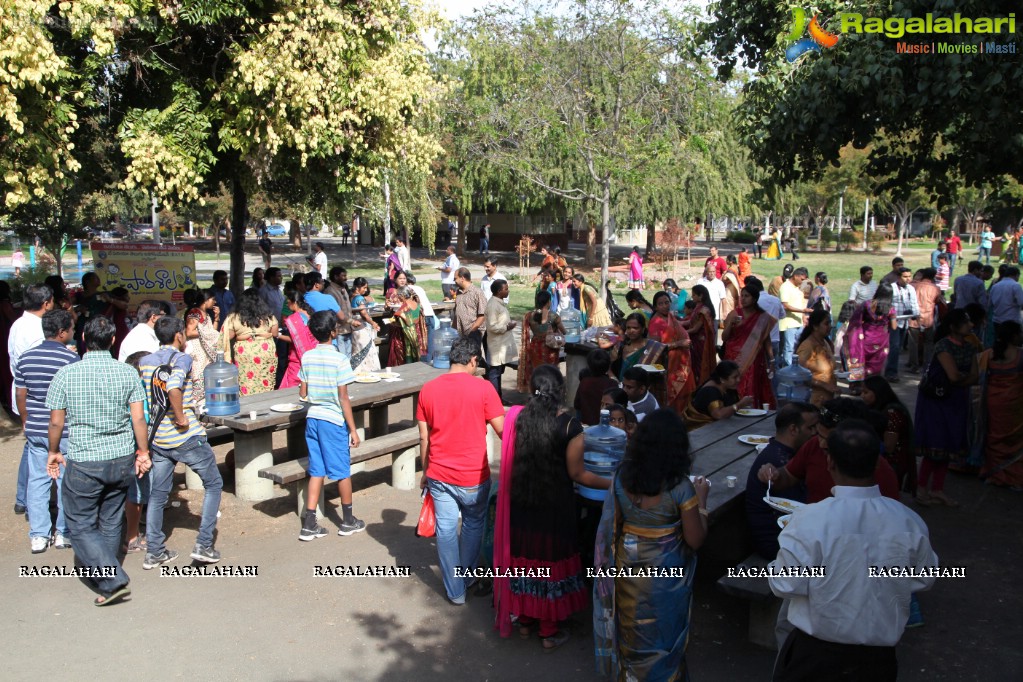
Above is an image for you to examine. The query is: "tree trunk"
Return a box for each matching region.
[645,218,657,257]
[894,209,907,257]
[382,174,392,246]
[230,176,247,296]
[290,219,302,249]
[599,181,611,293]
[586,216,597,267]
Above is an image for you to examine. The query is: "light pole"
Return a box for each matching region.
[836,186,846,246]
[862,198,870,251]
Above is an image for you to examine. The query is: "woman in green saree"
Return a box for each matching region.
[593,409,709,681]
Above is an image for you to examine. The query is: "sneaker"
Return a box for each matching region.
[299,523,328,541]
[142,549,179,570]
[14,503,26,515]
[190,544,221,563]
[30,536,49,554]
[338,517,367,536]
[53,533,71,549]
[906,595,924,628]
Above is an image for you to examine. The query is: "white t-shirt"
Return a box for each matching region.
[441,254,459,284]
[757,292,784,344]
[395,245,410,273]
[313,251,328,274]
[696,277,726,319]
[8,312,44,414]
[409,284,435,318]
[481,271,506,301]
[118,324,159,362]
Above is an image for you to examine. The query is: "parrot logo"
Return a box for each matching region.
[785,8,839,62]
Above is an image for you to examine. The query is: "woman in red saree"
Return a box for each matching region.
[683,284,718,386]
[648,292,696,413]
[517,290,565,392]
[980,321,1023,488]
[278,290,318,389]
[721,286,776,408]
[737,248,752,282]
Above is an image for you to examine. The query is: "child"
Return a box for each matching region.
[622,366,659,421]
[574,348,618,425]
[123,351,151,554]
[832,300,858,372]
[935,253,950,292]
[607,403,638,439]
[298,310,362,540]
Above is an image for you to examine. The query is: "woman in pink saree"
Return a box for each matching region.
[278,290,318,389]
[846,283,897,380]
[627,247,644,289]
[721,287,776,409]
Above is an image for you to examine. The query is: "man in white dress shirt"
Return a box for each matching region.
[480,258,505,302]
[769,420,937,681]
[311,241,329,275]
[117,301,168,362]
[8,284,53,514]
[695,264,726,321]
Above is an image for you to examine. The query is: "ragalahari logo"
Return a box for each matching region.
[785,8,840,62]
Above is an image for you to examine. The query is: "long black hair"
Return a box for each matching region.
[993,320,1023,361]
[512,365,571,508]
[625,289,652,309]
[618,409,691,496]
[285,289,313,316]
[691,284,715,323]
[871,282,894,316]
[797,308,833,348]
[862,375,908,417]
[532,290,552,325]
[232,290,274,329]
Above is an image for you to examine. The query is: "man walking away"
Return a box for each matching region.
[16,309,78,553]
[45,316,149,606]
[769,420,937,681]
[140,316,223,569]
[416,337,504,604]
[885,268,920,382]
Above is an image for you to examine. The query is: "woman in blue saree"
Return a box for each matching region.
[593,410,709,681]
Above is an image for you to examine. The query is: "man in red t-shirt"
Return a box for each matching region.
[704,246,728,279]
[416,336,505,604]
[945,231,962,273]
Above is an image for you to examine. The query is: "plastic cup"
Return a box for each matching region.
[762,403,770,412]
[250,410,258,421]
[726,476,737,488]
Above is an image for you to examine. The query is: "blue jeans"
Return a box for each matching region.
[61,454,133,594]
[479,238,489,253]
[948,253,958,272]
[339,333,353,358]
[16,440,29,507]
[147,435,223,554]
[27,436,67,539]
[779,328,800,368]
[979,246,991,264]
[427,477,492,603]
[886,327,907,378]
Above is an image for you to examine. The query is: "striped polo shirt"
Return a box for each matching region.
[298,344,355,427]
[140,346,205,448]
[14,340,80,440]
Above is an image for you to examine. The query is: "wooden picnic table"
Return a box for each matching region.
[204,362,445,502]
[687,411,775,522]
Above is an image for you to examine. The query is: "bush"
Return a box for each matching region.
[729,230,757,244]
[868,231,887,252]
[797,233,808,251]
[840,231,860,249]
[819,227,835,250]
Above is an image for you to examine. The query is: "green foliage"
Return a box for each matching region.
[728,230,757,244]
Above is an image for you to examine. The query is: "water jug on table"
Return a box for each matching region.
[204,350,240,416]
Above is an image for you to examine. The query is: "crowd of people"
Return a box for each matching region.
[4,233,1022,678]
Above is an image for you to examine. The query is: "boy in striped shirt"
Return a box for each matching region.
[298,311,362,540]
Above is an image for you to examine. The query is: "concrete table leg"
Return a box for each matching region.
[296,479,331,519]
[286,423,309,460]
[391,445,420,490]
[565,352,586,407]
[486,423,501,466]
[234,431,275,502]
[369,405,388,438]
[184,466,202,490]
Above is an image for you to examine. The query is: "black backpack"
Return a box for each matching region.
[479,225,487,238]
[147,353,181,446]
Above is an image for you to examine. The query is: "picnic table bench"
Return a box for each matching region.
[203,362,445,503]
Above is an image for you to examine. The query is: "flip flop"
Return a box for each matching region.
[542,630,570,651]
[94,585,131,607]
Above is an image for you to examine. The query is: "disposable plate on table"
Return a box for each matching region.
[354,375,382,384]
[636,363,665,373]
[270,403,304,413]
[688,474,711,488]
[376,371,401,380]
[777,514,793,529]
[735,408,769,417]
[763,497,808,514]
[737,434,771,446]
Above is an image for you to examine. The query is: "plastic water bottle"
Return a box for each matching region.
[431,319,459,369]
[561,306,582,343]
[579,410,627,501]
[204,350,240,416]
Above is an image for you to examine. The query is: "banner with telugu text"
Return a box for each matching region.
[90,242,196,311]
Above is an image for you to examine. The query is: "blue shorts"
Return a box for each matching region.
[128,469,151,505]
[305,418,351,480]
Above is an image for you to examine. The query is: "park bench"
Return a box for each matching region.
[716,553,782,650]
[258,425,420,518]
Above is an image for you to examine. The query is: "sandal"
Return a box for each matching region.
[914,492,935,507]
[94,585,131,607]
[542,630,570,651]
[125,536,147,554]
[928,491,960,507]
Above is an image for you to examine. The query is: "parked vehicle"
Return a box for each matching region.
[266,223,287,237]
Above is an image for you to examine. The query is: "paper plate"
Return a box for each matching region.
[777,514,793,529]
[738,434,771,446]
[735,408,769,417]
[270,403,304,413]
[376,372,401,380]
[354,375,382,384]
[763,497,807,514]
[688,474,711,488]
[636,363,665,373]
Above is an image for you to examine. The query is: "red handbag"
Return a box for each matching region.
[415,490,436,538]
